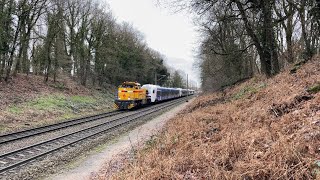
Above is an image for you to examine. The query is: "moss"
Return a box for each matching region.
[290,66,299,74]
[60,113,77,120]
[49,82,68,90]
[28,94,67,110]
[258,82,267,89]
[70,95,96,104]
[24,94,109,113]
[5,93,112,116]
[307,84,320,94]
[8,106,23,114]
[0,124,8,133]
[232,86,258,100]
[232,82,267,100]
[290,60,308,74]
[145,135,158,149]
[1,90,115,134]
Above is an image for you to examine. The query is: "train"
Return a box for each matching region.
[114,81,194,110]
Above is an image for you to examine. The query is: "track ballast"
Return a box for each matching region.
[0,97,190,175]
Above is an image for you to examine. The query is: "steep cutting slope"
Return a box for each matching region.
[0,74,115,133]
[100,57,320,179]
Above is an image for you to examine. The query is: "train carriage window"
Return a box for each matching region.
[153,90,155,93]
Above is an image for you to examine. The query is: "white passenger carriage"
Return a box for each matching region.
[142,84,193,103]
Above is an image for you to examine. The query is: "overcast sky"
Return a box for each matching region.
[105,0,200,86]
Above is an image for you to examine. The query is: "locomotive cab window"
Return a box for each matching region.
[121,84,134,88]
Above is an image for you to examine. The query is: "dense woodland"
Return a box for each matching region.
[0,0,192,88]
[170,0,320,91]
[1,0,319,91]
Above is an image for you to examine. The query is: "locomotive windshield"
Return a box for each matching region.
[120,84,134,88]
[120,82,141,89]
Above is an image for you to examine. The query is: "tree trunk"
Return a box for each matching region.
[262,0,280,75]
[4,0,17,82]
[286,30,294,63]
[0,55,5,78]
[299,2,313,60]
[45,45,51,82]
[286,3,295,63]
[22,31,30,74]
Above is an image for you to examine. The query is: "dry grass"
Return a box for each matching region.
[0,74,115,133]
[96,57,320,179]
[0,74,92,110]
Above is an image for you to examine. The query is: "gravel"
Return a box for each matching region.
[0,98,191,180]
[51,98,194,180]
[0,111,135,154]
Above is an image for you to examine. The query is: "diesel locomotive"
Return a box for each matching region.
[114,81,194,110]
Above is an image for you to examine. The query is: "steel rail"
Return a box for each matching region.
[0,97,189,174]
[0,111,123,144]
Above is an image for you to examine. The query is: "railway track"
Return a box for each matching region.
[0,97,189,175]
[0,111,123,144]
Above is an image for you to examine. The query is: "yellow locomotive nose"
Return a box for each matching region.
[114,81,148,110]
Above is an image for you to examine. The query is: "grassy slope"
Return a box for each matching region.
[105,57,320,179]
[0,74,116,133]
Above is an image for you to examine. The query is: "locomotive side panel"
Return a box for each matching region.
[115,82,148,110]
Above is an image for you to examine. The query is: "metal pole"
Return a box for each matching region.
[154,73,157,85]
[186,74,189,102]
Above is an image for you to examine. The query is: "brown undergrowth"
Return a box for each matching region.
[0,74,91,110]
[97,57,320,179]
[0,74,115,133]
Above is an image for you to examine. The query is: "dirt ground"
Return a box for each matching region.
[44,99,194,180]
[102,58,320,179]
[0,74,115,133]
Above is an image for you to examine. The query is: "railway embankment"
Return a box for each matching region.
[97,57,320,179]
[0,97,190,179]
[0,74,115,134]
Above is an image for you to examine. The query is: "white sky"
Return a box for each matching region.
[105,0,200,86]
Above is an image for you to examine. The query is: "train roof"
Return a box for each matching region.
[137,83,192,90]
[121,81,141,86]
[141,84,160,88]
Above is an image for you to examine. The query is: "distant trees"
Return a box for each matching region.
[0,0,169,87]
[171,70,185,88]
[169,0,320,91]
